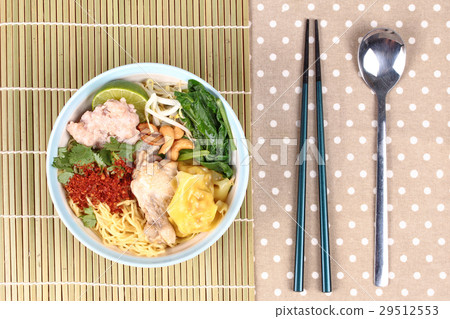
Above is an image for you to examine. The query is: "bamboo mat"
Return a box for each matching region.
[0,0,253,301]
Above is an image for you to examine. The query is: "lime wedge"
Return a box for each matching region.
[92,79,149,121]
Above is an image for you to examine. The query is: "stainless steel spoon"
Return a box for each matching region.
[357,28,406,287]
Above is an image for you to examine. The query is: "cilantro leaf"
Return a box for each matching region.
[52,147,73,170]
[93,149,112,167]
[80,213,97,228]
[68,143,95,165]
[103,137,121,152]
[104,137,139,162]
[80,206,97,228]
[57,171,74,185]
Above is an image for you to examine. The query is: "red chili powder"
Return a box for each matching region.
[65,159,134,213]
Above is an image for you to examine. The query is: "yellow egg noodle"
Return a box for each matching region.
[69,199,166,257]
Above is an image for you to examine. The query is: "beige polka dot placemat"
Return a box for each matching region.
[250,0,449,300]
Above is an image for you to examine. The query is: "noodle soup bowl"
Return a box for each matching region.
[47,63,249,267]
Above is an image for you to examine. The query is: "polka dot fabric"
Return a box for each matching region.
[251,1,449,300]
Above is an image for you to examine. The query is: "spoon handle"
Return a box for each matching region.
[375,93,389,287]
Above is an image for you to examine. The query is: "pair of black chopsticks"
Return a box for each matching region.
[294,19,331,293]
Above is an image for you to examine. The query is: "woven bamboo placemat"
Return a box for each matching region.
[0,0,253,301]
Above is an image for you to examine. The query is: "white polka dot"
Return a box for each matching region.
[371,120,377,127]
[261,272,268,279]
[401,289,408,296]
[426,255,433,262]
[259,204,267,212]
[427,289,435,296]
[362,272,369,279]
[310,204,317,212]
[389,272,395,279]
[332,36,340,44]
[270,120,277,127]
[433,4,441,11]
[350,288,357,296]
[285,204,292,212]
[440,272,447,279]
[410,170,418,178]
[312,272,319,279]
[335,204,342,212]
[361,238,368,245]
[348,221,355,229]
[295,120,300,127]
[413,272,421,279]
[383,4,390,11]
[396,120,404,128]
[422,87,429,94]
[257,4,264,11]
[308,102,315,110]
[311,238,318,246]
[309,36,314,44]
[257,37,264,44]
[409,70,416,77]
[261,238,268,246]
[425,221,432,228]
[438,238,445,245]
[370,20,378,27]
[336,238,343,246]
[335,170,342,178]
[424,187,431,195]
[434,37,441,45]
[422,120,430,128]
[398,153,405,161]
[358,103,365,111]
[399,221,407,229]
[272,187,279,195]
[400,255,407,262]
[269,53,277,61]
[334,136,341,144]
[437,204,445,212]
[269,20,277,28]
[257,103,264,111]
[376,288,383,296]
[386,136,392,144]
[345,86,352,94]
[337,272,344,279]
[272,221,280,229]
[412,238,420,246]
[396,87,403,94]
[273,255,281,262]
[284,170,291,178]
[421,53,429,61]
[359,136,366,144]
[421,20,428,28]
[286,271,293,279]
[333,4,340,11]
[274,288,282,296]
[282,37,289,44]
[434,70,441,78]
[360,170,367,178]
[347,153,354,161]
[347,187,355,195]
[320,20,327,27]
[396,20,403,28]
[398,187,406,195]
[295,86,301,94]
[409,37,416,45]
[258,171,265,178]
[346,120,353,127]
[256,70,264,78]
[281,3,289,12]
[423,153,430,161]
[409,103,416,111]
[294,20,303,28]
[408,4,415,11]
[333,103,340,111]
[307,3,315,11]
[345,53,352,60]
[295,53,302,61]
[281,70,290,79]
[436,136,443,144]
[410,136,417,144]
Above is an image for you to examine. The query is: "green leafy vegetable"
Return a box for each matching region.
[67,143,95,165]
[80,206,97,228]
[175,79,235,178]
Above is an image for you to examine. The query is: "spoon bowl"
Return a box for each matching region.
[357,28,405,287]
[358,28,406,94]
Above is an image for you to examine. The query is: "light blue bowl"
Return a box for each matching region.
[46,63,249,267]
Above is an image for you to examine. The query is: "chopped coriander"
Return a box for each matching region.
[57,171,74,185]
[80,206,97,228]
